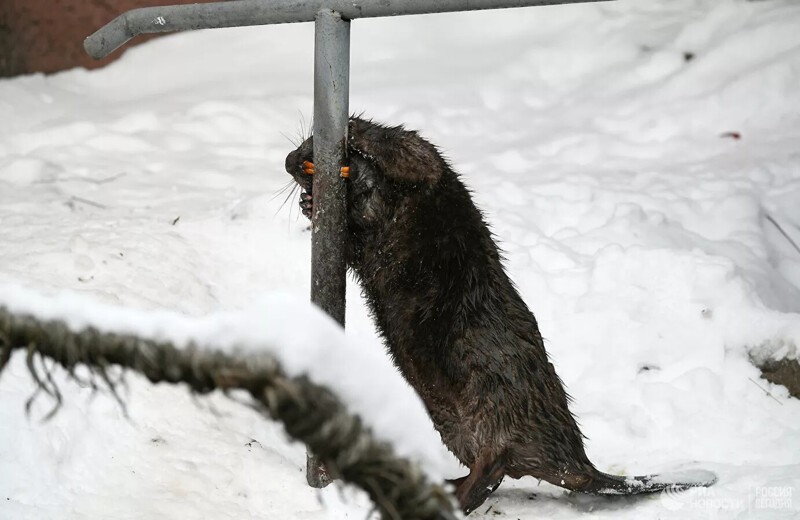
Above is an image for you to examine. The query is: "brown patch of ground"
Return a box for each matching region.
[759,358,800,399]
[1,0,222,77]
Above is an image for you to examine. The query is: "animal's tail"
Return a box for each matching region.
[579,468,717,495]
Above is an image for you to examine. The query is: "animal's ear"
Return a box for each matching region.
[348,118,446,185]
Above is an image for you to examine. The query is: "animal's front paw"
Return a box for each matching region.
[300,191,313,219]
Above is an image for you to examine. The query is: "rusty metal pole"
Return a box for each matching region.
[306,7,350,488]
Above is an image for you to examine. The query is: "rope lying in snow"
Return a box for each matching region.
[0,306,458,520]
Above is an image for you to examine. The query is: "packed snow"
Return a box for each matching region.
[1,0,799,518]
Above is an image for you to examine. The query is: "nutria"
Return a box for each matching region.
[284,117,715,513]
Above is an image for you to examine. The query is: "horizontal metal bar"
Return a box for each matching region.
[85,0,611,59]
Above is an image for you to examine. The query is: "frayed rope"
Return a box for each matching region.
[0,306,458,520]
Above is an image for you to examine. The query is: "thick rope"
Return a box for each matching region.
[0,306,458,520]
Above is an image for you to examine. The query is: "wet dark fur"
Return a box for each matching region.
[285,117,712,513]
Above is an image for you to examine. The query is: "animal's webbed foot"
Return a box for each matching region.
[453,450,506,515]
[457,473,504,515]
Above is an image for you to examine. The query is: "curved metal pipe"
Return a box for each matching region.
[84,0,609,59]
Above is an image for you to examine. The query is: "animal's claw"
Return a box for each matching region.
[299,190,313,219]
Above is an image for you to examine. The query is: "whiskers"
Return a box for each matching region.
[272,179,302,219]
[274,112,313,225]
[279,130,302,148]
[298,112,312,142]
[271,179,297,202]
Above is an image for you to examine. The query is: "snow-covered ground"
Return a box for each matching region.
[1,0,799,518]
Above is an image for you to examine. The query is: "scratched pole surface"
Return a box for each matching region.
[84,0,611,59]
[306,8,350,488]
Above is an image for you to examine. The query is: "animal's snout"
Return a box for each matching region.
[285,148,301,175]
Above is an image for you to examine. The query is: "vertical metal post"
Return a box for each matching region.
[307,7,350,488]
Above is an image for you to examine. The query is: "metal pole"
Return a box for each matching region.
[84,0,611,59]
[306,7,350,488]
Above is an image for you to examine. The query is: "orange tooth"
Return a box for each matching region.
[303,161,315,174]
[340,166,350,178]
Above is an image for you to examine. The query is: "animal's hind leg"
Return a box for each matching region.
[454,449,506,515]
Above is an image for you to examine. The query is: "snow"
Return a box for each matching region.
[1,0,799,518]
[0,283,453,480]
